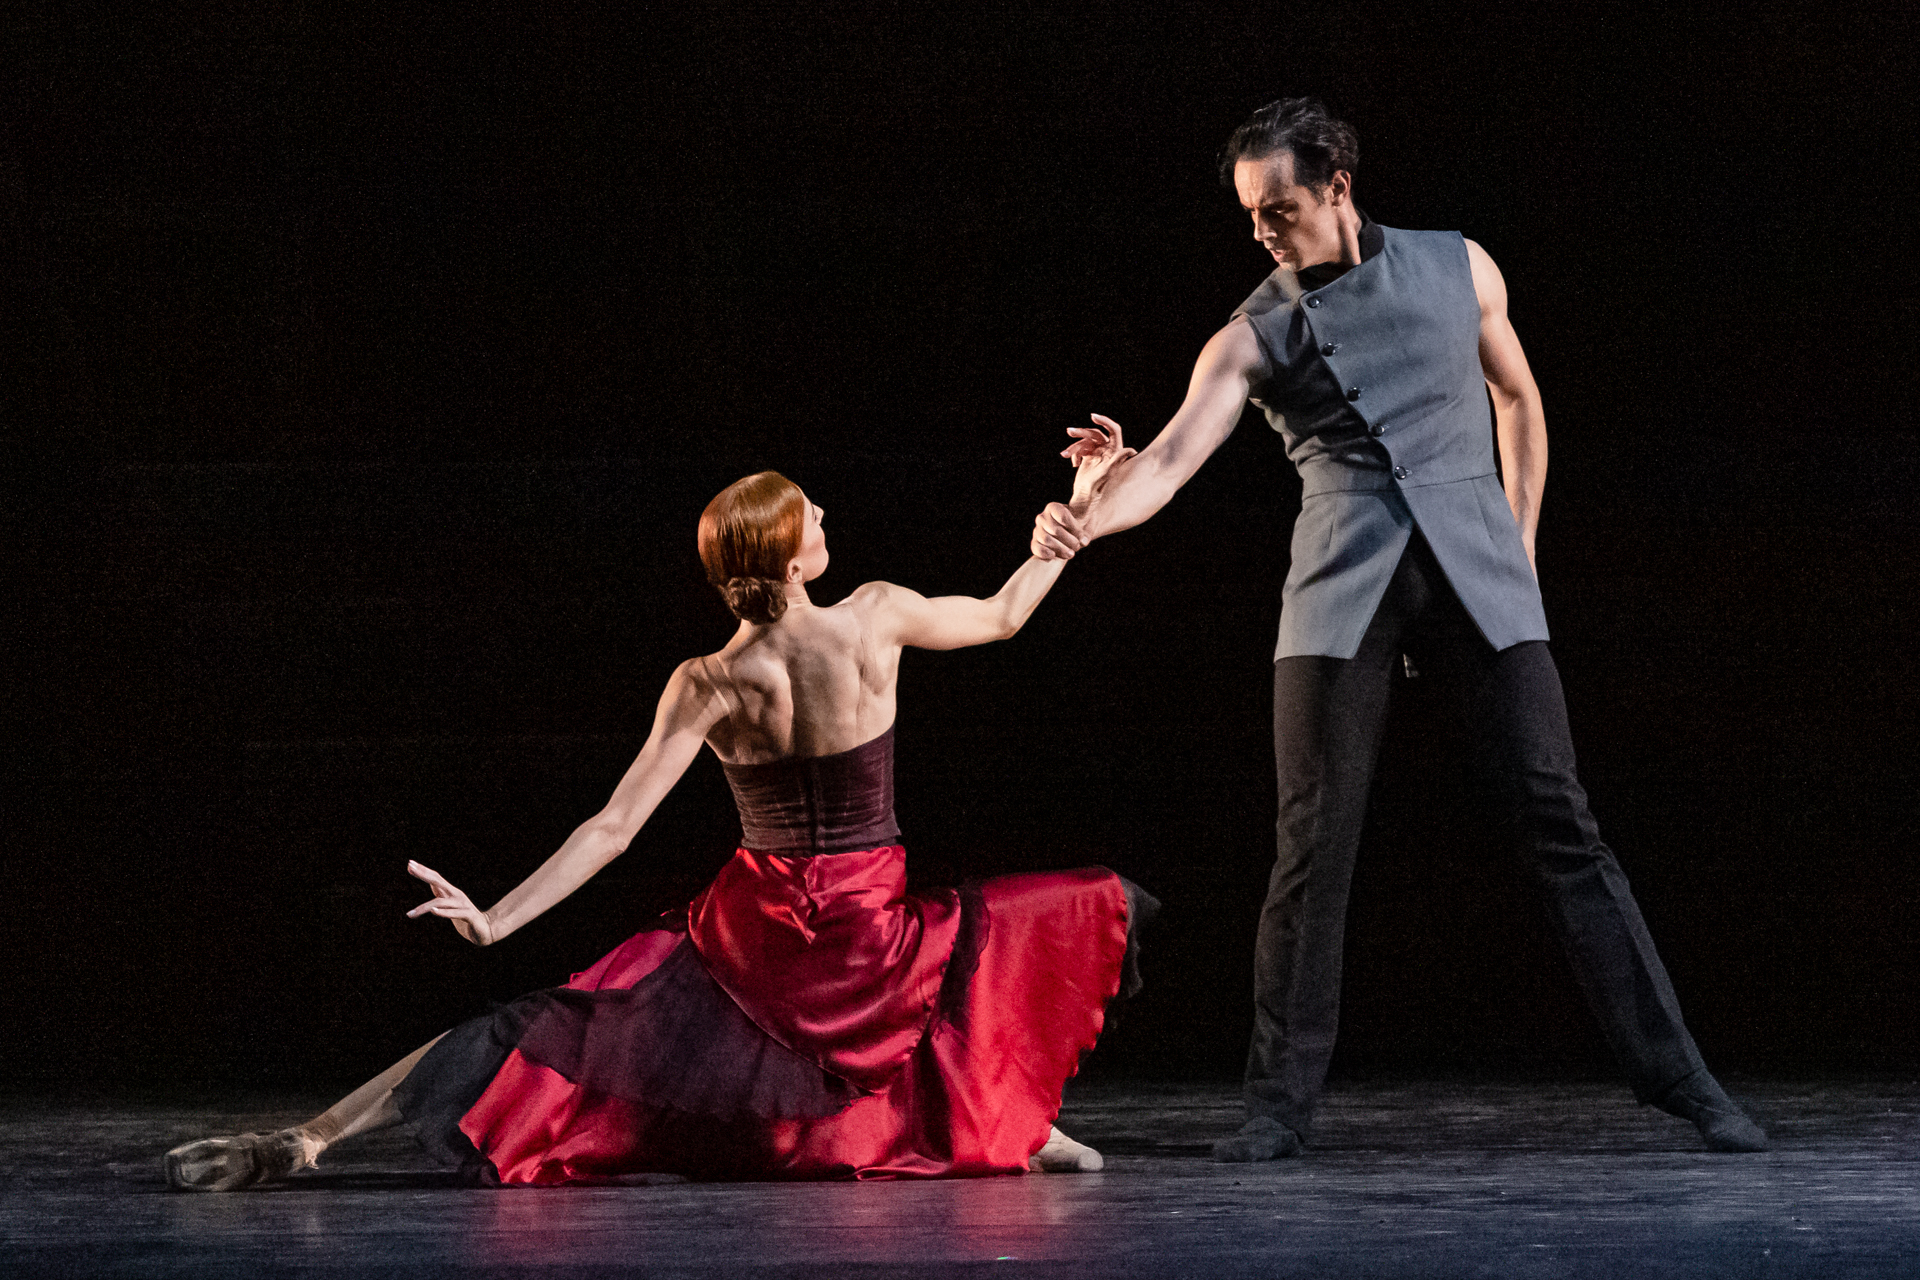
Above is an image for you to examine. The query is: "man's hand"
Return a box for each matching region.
[1034,415,1133,559]
[1066,415,1134,511]
[1030,317,1261,560]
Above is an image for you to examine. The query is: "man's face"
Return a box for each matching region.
[1234,151,1350,273]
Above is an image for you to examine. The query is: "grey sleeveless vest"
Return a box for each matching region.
[1233,226,1549,659]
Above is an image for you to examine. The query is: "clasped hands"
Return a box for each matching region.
[1034,414,1133,561]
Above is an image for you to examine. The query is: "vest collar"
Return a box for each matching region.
[1293,209,1382,292]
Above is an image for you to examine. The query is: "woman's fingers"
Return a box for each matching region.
[407,860,469,900]
[1032,510,1084,559]
[1039,502,1087,544]
[406,859,474,921]
[403,860,488,945]
[408,859,454,884]
[406,860,448,890]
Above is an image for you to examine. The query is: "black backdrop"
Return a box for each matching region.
[7,4,1916,1091]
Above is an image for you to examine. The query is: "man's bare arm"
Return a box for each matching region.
[1466,238,1546,571]
[1031,316,1262,558]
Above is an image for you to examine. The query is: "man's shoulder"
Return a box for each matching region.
[1376,224,1465,243]
[1232,269,1297,321]
[1377,226,1470,262]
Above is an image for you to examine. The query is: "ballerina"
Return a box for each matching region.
[167,435,1151,1189]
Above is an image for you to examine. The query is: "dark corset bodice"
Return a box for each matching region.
[720,726,901,855]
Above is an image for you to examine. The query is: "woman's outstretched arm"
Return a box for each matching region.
[407,658,727,945]
[863,427,1134,651]
[858,555,1067,652]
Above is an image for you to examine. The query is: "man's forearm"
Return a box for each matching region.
[1495,395,1547,557]
[1037,320,1256,558]
[1080,451,1184,542]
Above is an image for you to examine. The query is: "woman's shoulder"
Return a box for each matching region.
[667,652,728,703]
[673,645,764,703]
[642,653,735,742]
[834,582,931,642]
[841,580,923,611]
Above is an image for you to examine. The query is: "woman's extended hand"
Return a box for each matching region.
[406,860,496,947]
[1065,414,1136,515]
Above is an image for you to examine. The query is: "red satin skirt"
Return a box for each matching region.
[457,846,1131,1182]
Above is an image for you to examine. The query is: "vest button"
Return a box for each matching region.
[1321,342,1339,356]
[1347,386,1363,401]
[1305,297,1321,308]
[1368,423,1385,437]
[1392,466,1409,480]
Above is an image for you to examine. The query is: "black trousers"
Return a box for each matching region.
[1247,533,1708,1139]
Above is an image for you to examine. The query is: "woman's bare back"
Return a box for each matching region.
[698,589,901,765]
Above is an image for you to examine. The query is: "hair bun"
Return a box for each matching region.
[719,576,789,625]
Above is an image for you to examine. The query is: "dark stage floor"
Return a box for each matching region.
[2,1078,1915,1278]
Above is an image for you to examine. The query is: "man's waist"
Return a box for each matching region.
[1296,451,1497,497]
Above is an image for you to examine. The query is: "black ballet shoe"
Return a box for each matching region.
[1211,1117,1303,1163]
[1653,1071,1769,1153]
[165,1127,310,1191]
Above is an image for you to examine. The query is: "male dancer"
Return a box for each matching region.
[1032,98,1765,1157]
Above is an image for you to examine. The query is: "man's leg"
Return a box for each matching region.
[1460,639,1766,1151]
[1222,618,1403,1158]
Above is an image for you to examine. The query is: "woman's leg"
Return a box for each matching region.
[296,1033,445,1156]
[165,1034,444,1191]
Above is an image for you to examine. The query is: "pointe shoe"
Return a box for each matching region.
[1653,1071,1769,1153]
[1031,1126,1104,1172]
[165,1127,311,1191]
[1211,1116,1303,1163]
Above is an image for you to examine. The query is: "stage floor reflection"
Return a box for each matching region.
[3,1078,1915,1277]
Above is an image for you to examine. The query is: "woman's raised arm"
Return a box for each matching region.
[407,658,728,945]
[863,425,1135,652]
[857,557,1067,652]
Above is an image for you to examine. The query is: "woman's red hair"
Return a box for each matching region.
[697,472,806,624]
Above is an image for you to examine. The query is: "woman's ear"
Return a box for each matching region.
[786,558,805,584]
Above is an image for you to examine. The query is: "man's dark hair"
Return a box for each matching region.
[1218,97,1359,192]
